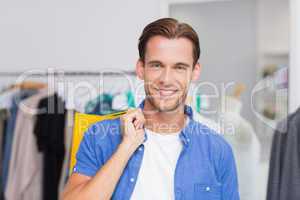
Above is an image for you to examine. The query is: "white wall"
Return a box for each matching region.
[0,0,162,72]
[257,0,289,54]
[256,0,290,80]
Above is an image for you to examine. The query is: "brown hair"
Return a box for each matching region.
[138,18,200,66]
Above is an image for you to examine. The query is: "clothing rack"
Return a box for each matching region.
[0,70,136,77]
[0,70,138,97]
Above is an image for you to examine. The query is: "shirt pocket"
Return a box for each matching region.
[194,183,222,200]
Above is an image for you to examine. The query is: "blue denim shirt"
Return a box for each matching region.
[73,100,240,200]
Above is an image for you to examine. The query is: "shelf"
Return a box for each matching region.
[262,50,289,57]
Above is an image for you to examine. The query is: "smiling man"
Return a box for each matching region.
[63,18,240,200]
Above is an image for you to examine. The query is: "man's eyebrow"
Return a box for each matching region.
[147,60,191,68]
[147,60,164,65]
[174,62,191,68]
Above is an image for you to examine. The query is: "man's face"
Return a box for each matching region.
[136,35,201,112]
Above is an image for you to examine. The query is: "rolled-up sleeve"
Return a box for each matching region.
[73,126,102,177]
[220,143,240,200]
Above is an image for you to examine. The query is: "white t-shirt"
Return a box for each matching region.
[130,128,183,200]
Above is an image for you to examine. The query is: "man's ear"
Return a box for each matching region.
[136,59,145,80]
[191,63,201,81]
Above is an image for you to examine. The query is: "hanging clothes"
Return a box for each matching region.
[111,90,136,111]
[1,89,37,191]
[0,88,19,110]
[267,107,300,200]
[34,93,66,200]
[58,109,75,199]
[5,88,51,200]
[85,93,114,115]
[0,88,19,200]
[0,109,8,174]
[0,109,8,200]
[112,93,129,111]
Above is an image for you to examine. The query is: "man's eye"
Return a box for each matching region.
[152,63,161,68]
[175,66,186,70]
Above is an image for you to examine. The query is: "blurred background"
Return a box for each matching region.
[0,0,299,200]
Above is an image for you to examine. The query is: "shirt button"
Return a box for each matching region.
[130,178,135,182]
[138,147,143,151]
[175,188,182,197]
[187,138,190,142]
[206,186,210,191]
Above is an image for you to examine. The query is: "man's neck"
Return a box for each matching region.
[143,99,187,134]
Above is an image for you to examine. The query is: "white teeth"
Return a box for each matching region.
[159,89,176,96]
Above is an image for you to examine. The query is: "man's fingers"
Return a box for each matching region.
[133,119,139,128]
[135,108,146,124]
[133,118,144,130]
[134,112,145,129]
[125,108,145,125]
[136,128,145,136]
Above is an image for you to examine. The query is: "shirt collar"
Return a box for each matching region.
[138,99,193,146]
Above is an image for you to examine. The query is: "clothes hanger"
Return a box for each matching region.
[232,83,246,99]
[10,81,47,90]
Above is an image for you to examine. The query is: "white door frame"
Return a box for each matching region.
[289,0,300,113]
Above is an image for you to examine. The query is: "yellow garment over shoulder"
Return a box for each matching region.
[69,111,126,175]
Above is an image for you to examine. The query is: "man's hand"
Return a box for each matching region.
[120,108,146,153]
[63,108,146,200]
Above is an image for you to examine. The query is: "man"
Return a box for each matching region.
[63,18,239,200]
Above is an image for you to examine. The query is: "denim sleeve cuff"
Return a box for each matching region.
[72,164,97,177]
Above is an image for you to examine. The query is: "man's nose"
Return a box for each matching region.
[159,67,173,84]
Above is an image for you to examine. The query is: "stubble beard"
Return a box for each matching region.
[145,88,188,114]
